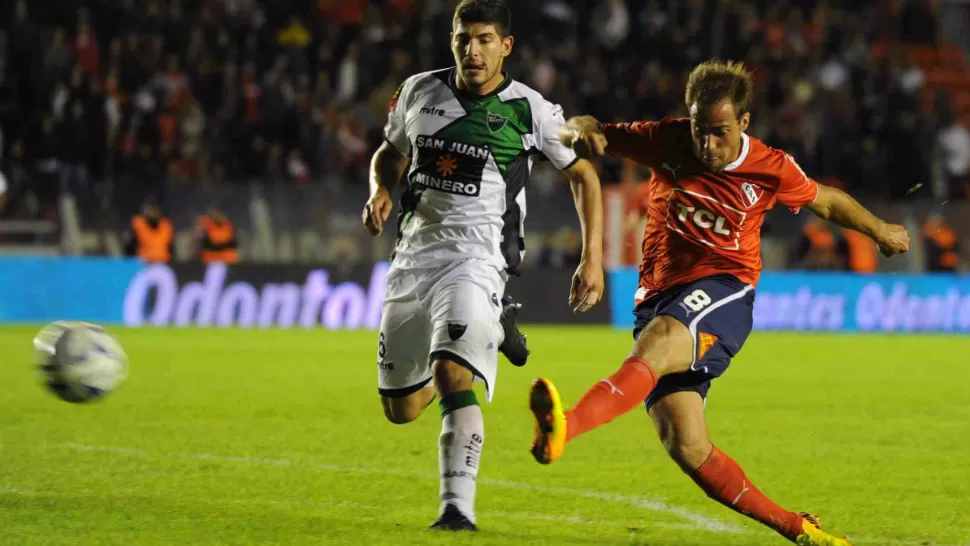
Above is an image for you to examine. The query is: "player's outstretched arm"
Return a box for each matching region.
[560,116,660,165]
[563,159,605,313]
[362,141,409,237]
[805,184,911,257]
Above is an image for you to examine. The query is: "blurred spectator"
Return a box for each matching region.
[837,229,880,274]
[934,109,970,200]
[74,22,101,77]
[125,202,173,263]
[900,0,938,46]
[278,16,311,50]
[197,208,239,264]
[0,169,7,212]
[792,216,839,270]
[922,212,960,272]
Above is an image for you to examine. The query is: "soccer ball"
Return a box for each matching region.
[33,321,128,403]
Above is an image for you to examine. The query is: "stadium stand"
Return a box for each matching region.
[0,0,964,271]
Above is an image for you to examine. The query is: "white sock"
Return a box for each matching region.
[438,392,484,522]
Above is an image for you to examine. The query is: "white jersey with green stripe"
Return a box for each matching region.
[383,68,578,274]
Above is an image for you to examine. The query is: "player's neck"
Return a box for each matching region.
[719,133,749,171]
[454,70,507,97]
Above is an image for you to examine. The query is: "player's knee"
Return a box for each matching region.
[381,397,422,425]
[431,359,474,394]
[663,434,713,472]
[632,315,693,377]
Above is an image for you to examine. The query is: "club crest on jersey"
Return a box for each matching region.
[487,112,508,133]
[740,182,763,209]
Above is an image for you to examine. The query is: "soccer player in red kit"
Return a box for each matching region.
[528,60,911,546]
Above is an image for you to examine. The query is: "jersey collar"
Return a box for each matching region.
[449,68,512,100]
[723,133,750,172]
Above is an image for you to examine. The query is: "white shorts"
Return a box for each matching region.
[377,259,507,402]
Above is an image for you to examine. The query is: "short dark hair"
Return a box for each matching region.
[453,0,512,37]
[685,60,754,118]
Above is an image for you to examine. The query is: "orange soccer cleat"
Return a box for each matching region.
[795,513,854,546]
[529,378,568,464]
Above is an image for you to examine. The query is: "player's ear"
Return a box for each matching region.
[501,34,514,57]
[739,112,751,132]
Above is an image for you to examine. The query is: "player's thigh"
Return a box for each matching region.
[629,315,695,377]
[377,268,434,421]
[647,390,712,472]
[426,259,505,401]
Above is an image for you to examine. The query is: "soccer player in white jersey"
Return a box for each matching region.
[361,0,606,531]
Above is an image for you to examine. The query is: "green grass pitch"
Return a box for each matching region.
[0,325,968,545]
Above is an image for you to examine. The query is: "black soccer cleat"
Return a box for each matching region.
[498,295,530,367]
[429,504,478,531]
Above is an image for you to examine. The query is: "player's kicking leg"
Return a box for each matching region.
[649,391,852,545]
[529,275,853,544]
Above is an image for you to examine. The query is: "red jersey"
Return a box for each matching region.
[602,117,819,303]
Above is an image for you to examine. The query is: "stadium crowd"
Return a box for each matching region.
[0,1,959,225]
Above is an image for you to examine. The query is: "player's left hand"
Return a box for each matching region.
[570,260,604,313]
[876,223,911,257]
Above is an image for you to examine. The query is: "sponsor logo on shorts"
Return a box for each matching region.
[448,322,467,341]
[698,332,718,360]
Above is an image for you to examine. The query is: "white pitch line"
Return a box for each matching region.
[62,442,742,533]
[0,485,716,534]
[482,477,742,533]
[56,443,966,546]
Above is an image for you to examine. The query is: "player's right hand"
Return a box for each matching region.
[569,260,604,313]
[876,223,911,257]
[560,116,608,158]
[362,187,393,237]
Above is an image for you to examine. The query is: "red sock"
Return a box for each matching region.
[691,446,804,541]
[564,357,658,441]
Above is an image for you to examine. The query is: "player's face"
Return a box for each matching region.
[689,99,751,171]
[451,22,513,93]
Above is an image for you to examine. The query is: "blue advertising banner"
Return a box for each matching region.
[0,257,144,323]
[0,258,607,328]
[608,268,970,333]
